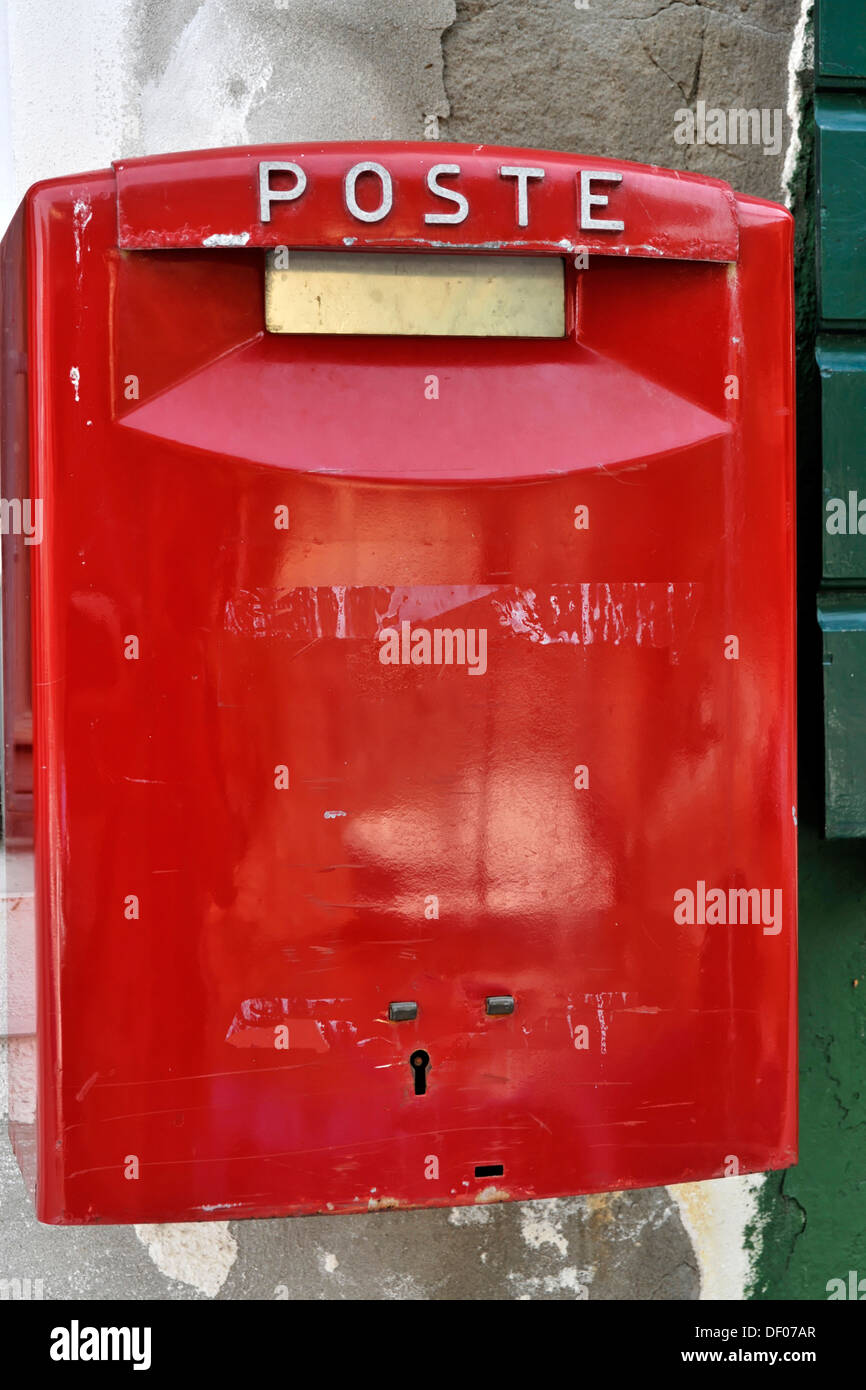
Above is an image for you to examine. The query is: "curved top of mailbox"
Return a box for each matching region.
[112,141,741,263]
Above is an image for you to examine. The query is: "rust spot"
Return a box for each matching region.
[474,1185,510,1205]
[367,1196,401,1212]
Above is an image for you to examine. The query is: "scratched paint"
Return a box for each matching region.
[201,232,251,247]
[225,582,701,651]
[71,200,92,272]
[226,998,361,1051]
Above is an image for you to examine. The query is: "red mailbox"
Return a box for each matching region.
[2,143,796,1224]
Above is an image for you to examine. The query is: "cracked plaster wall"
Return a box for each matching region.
[444,0,803,202]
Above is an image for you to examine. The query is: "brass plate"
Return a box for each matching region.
[264,250,565,337]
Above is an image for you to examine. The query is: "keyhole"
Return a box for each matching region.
[410,1049,430,1095]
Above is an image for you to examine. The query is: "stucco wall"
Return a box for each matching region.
[0,0,819,1301]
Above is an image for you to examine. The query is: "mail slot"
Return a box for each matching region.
[1,143,797,1224]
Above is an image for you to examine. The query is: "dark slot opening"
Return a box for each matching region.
[474,1163,504,1178]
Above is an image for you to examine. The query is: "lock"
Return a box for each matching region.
[409,1050,430,1096]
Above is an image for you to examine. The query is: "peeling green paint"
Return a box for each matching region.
[750,42,866,1299]
[751,828,866,1299]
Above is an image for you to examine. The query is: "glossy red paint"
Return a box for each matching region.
[114,141,739,261]
[1,145,796,1225]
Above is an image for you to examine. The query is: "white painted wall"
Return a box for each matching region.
[0,0,454,231]
[0,0,136,228]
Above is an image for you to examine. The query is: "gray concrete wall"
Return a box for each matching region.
[0,0,811,1300]
[444,0,804,202]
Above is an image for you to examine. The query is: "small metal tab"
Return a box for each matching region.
[389,1001,418,1022]
[485,995,515,1016]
